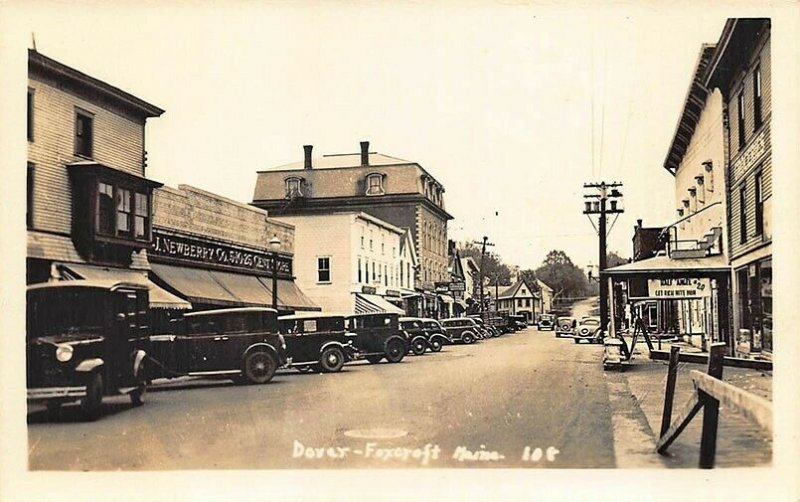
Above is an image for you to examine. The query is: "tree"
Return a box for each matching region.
[459,241,512,286]
[606,251,629,268]
[534,250,590,300]
[519,269,538,285]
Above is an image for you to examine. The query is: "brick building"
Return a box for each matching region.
[252,141,453,315]
[705,18,773,356]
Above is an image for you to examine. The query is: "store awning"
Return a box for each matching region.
[58,263,191,310]
[150,263,319,311]
[438,294,455,304]
[601,254,730,277]
[355,293,405,315]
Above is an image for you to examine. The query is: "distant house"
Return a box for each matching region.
[496,278,553,323]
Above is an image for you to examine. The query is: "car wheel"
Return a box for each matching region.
[319,346,345,373]
[411,338,427,356]
[366,355,383,364]
[573,338,580,344]
[462,333,475,344]
[430,339,443,352]
[384,339,406,363]
[81,372,104,421]
[243,351,278,384]
[129,383,146,406]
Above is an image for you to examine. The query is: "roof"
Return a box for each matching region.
[536,279,553,293]
[27,230,150,270]
[185,307,278,317]
[27,279,148,292]
[29,49,164,118]
[497,278,542,300]
[279,312,347,320]
[705,19,770,92]
[67,161,163,188]
[663,44,718,175]
[270,153,413,171]
[601,254,729,276]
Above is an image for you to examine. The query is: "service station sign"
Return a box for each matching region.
[647,278,711,299]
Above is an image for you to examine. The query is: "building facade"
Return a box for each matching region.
[251,142,452,303]
[275,212,417,315]
[25,49,190,310]
[705,18,773,357]
[496,279,553,323]
[147,185,318,314]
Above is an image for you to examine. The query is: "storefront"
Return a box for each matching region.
[148,185,318,314]
[734,257,772,356]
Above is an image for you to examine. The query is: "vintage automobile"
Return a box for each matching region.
[489,316,511,334]
[346,313,408,364]
[279,313,359,372]
[399,317,431,355]
[538,313,556,331]
[439,317,481,344]
[573,316,604,344]
[508,315,528,331]
[467,316,495,338]
[419,318,451,352]
[26,280,151,420]
[147,307,287,385]
[555,316,577,338]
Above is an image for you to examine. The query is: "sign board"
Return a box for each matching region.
[362,286,377,295]
[647,278,711,299]
[434,284,450,294]
[385,289,400,298]
[449,282,466,292]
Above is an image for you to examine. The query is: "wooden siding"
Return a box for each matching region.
[727,31,772,262]
[27,73,145,235]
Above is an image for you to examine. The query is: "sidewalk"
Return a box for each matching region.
[616,341,772,468]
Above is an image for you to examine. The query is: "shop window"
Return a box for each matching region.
[753,65,763,130]
[761,259,772,351]
[75,108,94,158]
[366,173,385,196]
[737,91,745,151]
[317,257,331,283]
[754,170,763,236]
[27,163,34,229]
[27,89,34,141]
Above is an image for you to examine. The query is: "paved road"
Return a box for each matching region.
[28,326,619,470]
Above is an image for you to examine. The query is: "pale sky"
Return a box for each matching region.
[12,1,731,272]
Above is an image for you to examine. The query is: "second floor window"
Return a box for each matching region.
[755,171,764,235]
[134,193,149,239]
[739,185,747,244]
[97,181,151,240]
[75,109,94,158]
[27,89,34,141]
[98,182,115,235]
[116,188,133,237]
[366,173,385,196]
[358,258,362,283]
[27,163,34,229]
[285,177,303,197]
[737,91,746,151]
[317,257,331,282]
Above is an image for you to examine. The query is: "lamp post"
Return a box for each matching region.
[269,236,281,311]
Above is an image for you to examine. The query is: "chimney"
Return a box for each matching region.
[637,219,642,228]
[360,141,369,166]
[303,145,313,169]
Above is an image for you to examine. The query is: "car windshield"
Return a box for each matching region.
[27,288,107,338]
[583,319,600,326]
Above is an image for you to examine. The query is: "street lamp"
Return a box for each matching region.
[270,235,281,311]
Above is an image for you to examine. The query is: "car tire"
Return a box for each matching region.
[430,339,443,352]
[573,338,580,344]
[384,339,406,363]
[411,338,427,356]
[462,333,475,344]
[366,355,383,364]
[81,372,104,421]
[243,351,278,384]
[319,346,345,373]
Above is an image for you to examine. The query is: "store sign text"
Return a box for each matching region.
[647,278,711,299]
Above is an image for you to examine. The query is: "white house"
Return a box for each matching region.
[496,278,554,323]
[275,212,417,314]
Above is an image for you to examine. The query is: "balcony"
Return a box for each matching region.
[668,227,723,259]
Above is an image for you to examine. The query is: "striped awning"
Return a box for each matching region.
[355,294,404,315]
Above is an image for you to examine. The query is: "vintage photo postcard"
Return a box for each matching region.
[1,1,799,501]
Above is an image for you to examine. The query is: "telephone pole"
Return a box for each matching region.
[583,182,624,334]
[473,236,495,314]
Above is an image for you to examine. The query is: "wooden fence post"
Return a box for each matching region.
[660,345,681,438]
[698,342,726,469]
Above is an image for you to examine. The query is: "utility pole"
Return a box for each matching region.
[473,236,495,315]
[583,182,624,334]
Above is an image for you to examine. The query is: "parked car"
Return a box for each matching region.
[573,316,603,344]
[467,316,493,338]
[440,318,481,344]
[555,316,576,338]
[489,316,511,334]
[26,280,151,420]
[508,315,528,331]
[399,317,431,355]
[420,318,452,351]
[279,314,359,372]
[538,314,556,330]
[346,313,407,364]
[147,307,287,385]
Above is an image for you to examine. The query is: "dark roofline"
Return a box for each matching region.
[29,49,165,118]
[662,44,717,176]
[704,19,770,92]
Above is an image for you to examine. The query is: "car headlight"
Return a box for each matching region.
[55,344,73,363]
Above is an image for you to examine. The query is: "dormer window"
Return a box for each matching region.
[285,177,304,198]
[366,173,385,196]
